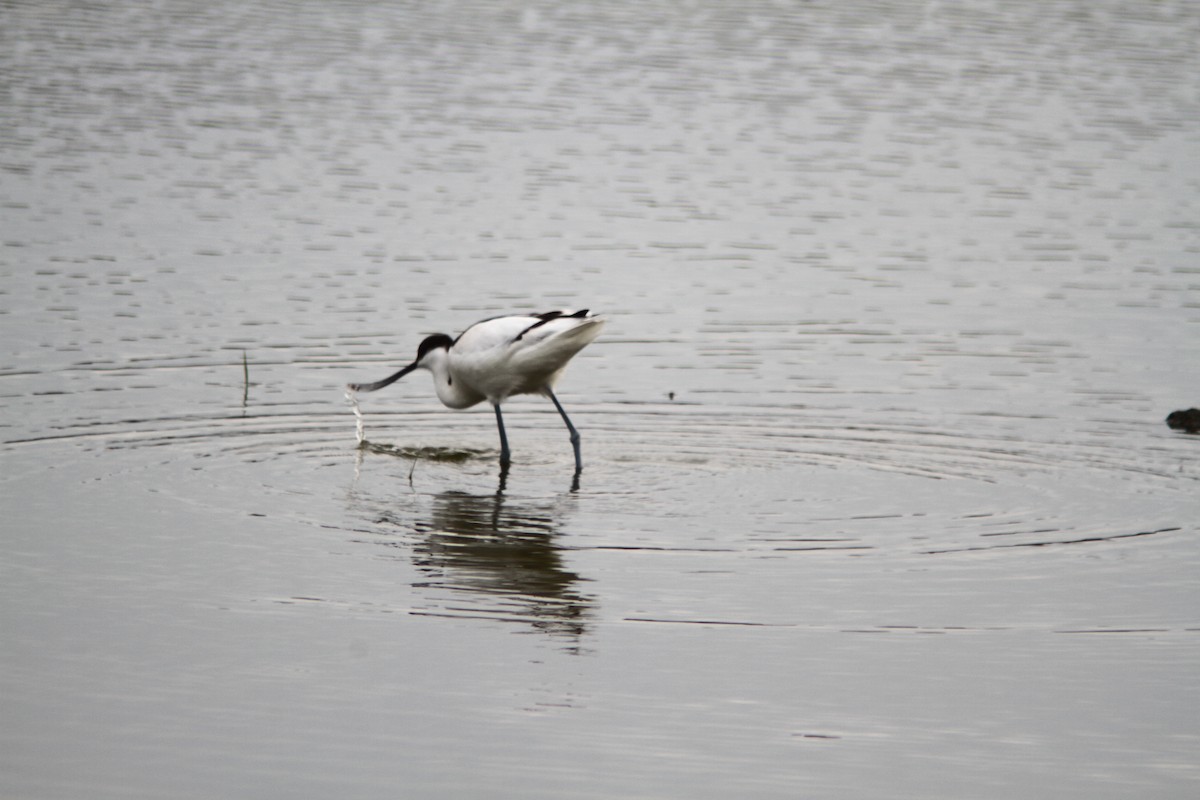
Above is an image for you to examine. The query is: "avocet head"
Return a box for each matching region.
[347,333,453,394]
[414,333,453,364]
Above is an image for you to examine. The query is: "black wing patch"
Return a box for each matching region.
[514,309,589,341]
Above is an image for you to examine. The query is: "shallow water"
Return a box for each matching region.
[2,1,1199,798]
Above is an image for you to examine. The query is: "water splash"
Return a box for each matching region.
[345,388,364,444]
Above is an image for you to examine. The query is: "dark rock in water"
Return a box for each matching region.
[1165,408,1200,434]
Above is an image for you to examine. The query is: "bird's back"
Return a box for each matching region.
[452,311,604,403]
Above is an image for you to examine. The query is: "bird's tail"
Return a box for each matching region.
[511,314,605,387]
[556,314,605,346]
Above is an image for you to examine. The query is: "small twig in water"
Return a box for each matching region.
[242,350,250,406]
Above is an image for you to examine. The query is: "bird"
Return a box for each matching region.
[1166,408,1200,434]
[347,309,605,472]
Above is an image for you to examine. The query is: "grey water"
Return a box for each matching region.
[2,1,1198,798]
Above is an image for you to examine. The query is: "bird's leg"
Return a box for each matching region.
[546,388,583,473]
[493,403,512,466]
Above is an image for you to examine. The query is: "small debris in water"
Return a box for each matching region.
[791,732,842,740]
[241,350,249,407]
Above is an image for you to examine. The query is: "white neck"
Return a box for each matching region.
[421,349,484,409]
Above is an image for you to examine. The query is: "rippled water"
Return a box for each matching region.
[3,1,1198,798]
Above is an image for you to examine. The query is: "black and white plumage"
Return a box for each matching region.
[348,309,605,471]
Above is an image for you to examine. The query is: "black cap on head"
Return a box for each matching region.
[416,333,453,361]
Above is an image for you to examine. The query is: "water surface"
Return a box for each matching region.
[2,1,1198,798]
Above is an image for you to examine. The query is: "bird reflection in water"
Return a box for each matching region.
[409,469,593,646]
